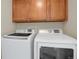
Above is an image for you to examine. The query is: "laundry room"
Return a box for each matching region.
[1,0,77,59]
[1,0,77,38]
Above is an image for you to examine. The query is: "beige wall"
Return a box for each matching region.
[15,22,64,30]
[1,0,15,35]
[63,0,77,38]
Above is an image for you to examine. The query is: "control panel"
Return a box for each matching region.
[51,29,63,34]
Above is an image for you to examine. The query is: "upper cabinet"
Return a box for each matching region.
[12,0,67,23]
[30,0,47,22]
[49,0,67,21]
[13,0,31,22]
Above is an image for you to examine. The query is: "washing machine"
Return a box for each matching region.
[2,29,37,59]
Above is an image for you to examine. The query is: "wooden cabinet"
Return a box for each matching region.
[49,0,67,21]
[12,0,67,23]
[13,0,31,22]
[30,0,47,22]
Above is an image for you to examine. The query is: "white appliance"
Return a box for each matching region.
[1,29,37,59]
[34,29,77,59]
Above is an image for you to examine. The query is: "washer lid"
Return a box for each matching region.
[8,33,32,37]
[3,33,32,39]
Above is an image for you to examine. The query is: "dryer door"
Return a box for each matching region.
[40,47,73,59]
[34,42,77,59]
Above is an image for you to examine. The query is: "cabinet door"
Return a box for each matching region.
[49,0,66,21]
[13,0,31,22]
[30,0,47,22]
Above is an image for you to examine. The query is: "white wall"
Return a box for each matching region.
[15,22,64,30]
[1,0,15,35]
[63,0,77,38]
